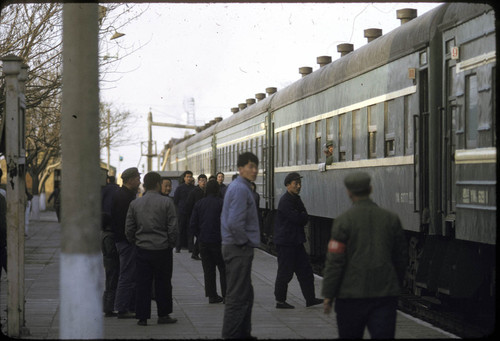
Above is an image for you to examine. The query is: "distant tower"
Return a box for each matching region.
[183,97,196,126]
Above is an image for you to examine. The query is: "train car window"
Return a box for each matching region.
[352,110,362,160]
[288,128,294,166]
[465,74,478,149]
[338,114,346,162]
[296,126,303,165]
[326,117,333,142]
[305,123,312,164]
[367,105,377,159]
[384,101,396,157]
[315,121,321,163]
[493,67,497,147]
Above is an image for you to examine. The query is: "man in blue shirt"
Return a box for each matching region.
[221,152,260,339]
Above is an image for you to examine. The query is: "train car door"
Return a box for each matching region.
[414,69,430,231]
[262,110,275,210]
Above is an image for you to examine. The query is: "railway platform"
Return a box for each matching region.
[1,210,459,339]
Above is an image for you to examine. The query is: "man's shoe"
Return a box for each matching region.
[137,319,147,326]
[306,298,323,307]
[104,311,117,317]
[209,295,223,304]
[158,315,177,324]
[117,311,135,319]
[276,301,295,309]
[191,254,201,260]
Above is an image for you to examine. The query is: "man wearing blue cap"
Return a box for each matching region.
[273,172,322,309]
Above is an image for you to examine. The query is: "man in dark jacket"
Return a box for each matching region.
[126,172,178,326]
[190,179,226,303]
[101,175,120,317]
[185,174,207,260]
[273,172,322,309]
[173,171,194,253]
[322,171,408,339]
[111,167,141,319]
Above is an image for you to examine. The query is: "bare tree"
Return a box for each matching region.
[0,3,147,196]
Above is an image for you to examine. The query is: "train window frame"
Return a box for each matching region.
[352,109,362,161]
[367,105,377,159]
[465,73,479,149]
[296,125,304,165]
[338,114,346,162]
[384,101,396,157]
[315,121,322,163]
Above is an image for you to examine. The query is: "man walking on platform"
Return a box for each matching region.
[111,167,141,319]
[322,171,408,339]
[173,170,195,253]
[274,172,322,309]
[186,174,207,260]
[126,172,178,326]
[190,179,226,304]
[221,152,260,340]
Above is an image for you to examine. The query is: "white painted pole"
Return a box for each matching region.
[60,3,103,339]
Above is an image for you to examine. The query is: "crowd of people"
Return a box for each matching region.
[97,150,408,339]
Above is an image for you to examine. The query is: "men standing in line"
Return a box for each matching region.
[190,179,226,304]
[101,175,120,317]
[125,172,178,326]
[274,172,323,309]
[221,152,260,340]
[111,167,141,319]
[186,174,207,260]
[173,171,195,253]
[322,171,408,339]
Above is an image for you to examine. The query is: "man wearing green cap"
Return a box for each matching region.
[322,171,408,338]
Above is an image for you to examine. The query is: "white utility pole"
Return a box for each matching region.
[60,3,103,339]
[2,54,29,338]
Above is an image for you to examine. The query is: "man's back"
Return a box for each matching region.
[126,191,178,250]
[323,198,408,299]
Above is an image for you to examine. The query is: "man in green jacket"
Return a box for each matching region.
[322,171,408,339]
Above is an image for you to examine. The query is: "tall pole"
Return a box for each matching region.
[147,111,153,172]
[60,3,103,339]
[2,54,28,338]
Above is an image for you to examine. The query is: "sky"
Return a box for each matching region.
[99,2,442,176]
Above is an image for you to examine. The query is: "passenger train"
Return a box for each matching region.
[163,3,496,309]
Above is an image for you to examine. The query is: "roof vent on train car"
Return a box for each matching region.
[238,103,247,110]
[255,93,266,101]
[196,126,203,133]
[337,43,354,57]
[364,28,382,43]
[246,98,256,106]
[317,56,332,67]
[266,87,277,96]
[214,116,223,122]
[209,119,216,126]
[231,107,239,114]
[299,66,313,77]
[396,8,417,25]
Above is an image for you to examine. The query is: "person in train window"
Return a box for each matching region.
[125,171,178,326]
[273,172,323,309]
[190,179,226,304]
[186,174,207,260]
[323,140,334,165]
[173,171,195,253]
[221,152,260,340]
[322,171,408,339]
[216,172,227,198]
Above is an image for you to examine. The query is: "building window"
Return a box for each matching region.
[465,74,478,149]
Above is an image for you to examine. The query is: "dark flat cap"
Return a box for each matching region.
[344,171,371,194]
[284,172,302,186]
[121,167,140,181]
